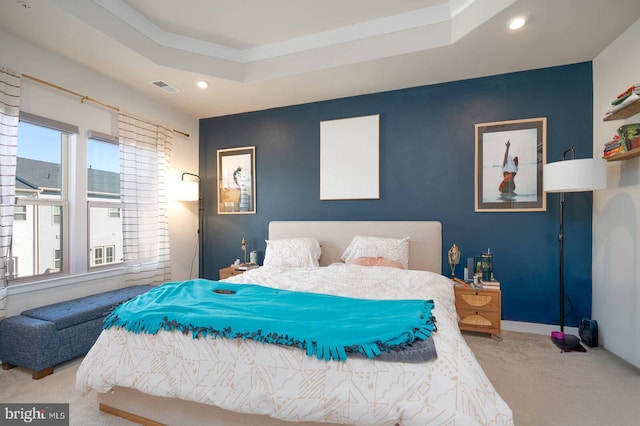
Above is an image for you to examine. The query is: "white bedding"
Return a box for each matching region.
[76,265,513,425]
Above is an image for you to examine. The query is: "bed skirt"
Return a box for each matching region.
[97,386,346,426]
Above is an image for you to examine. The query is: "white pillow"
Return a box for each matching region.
[263,237,322,268]
[341,236,410,269]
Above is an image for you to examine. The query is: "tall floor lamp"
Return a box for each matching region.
[543,147,606,350]
[176,172,203,278]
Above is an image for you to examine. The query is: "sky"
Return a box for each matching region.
[18,121,119,173]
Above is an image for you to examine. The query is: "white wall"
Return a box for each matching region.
[592,18,640,368]
[0,29,199,315]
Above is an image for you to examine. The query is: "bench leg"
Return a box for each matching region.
[2,362,52,379]
[32,366,54,380]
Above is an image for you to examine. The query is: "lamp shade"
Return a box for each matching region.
[543,158,606,193]
[175,180,199,201]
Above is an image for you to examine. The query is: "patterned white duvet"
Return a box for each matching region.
[76,265,513,425]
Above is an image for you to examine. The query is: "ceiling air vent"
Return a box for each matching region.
[151,80,180,94]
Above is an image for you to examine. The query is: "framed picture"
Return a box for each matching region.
[320,114,380,200]
[217,146,256,214]
[475,117,546,212]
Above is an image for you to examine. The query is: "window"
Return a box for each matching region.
[87,131,122,269]
[90,245,117,267]
[13,114,74,280]
[7,257,18,278]
[53,249,61,271]
[11,112,122,283]
[52,205,61,224]
[14,205,26,221]
[105,245,115,263]
[108,208,120,219]
[93,246,104,266]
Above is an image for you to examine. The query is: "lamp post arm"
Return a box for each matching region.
[559,191,565,332]
[181,172,203,277]
[562,147,576,161]
[181,172,200,181]
[557,146,574,332]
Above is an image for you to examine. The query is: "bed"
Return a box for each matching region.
[76,221,513,425]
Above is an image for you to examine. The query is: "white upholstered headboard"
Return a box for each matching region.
[268,221,442,274]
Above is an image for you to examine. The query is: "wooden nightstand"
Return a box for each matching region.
[219,266,244,280]
[454,285,501,339]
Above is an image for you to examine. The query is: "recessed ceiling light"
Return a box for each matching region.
[17,0,31,10]
[508,16,526,31]
[196,81,209,89]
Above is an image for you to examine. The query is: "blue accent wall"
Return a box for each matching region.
[200,62,594,328]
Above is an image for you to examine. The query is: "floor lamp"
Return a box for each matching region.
[176,172,203,278]
[543,147,606,351]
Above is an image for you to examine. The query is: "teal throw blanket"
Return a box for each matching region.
[104,279,436,362]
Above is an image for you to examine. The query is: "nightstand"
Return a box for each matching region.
[219,266,244,280]
[454,285,501,339]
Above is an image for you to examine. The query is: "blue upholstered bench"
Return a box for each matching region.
[0,285,153,379]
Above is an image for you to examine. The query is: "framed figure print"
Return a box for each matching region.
[475,117,546,212]
[217,146,256,214]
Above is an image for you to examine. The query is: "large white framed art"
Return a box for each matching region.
[320,114,380,200]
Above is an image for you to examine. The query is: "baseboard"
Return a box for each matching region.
[502,320,579,337]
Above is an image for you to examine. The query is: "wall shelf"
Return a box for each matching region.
[602,92,639,161]
[603,97,640,121]
[605,147,640,162]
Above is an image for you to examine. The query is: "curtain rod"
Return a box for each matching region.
[21,73,190,138]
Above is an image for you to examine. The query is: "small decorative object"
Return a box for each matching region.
[236,238,259,270]
[250,250,257,264]
[481,249,493,281]
[447,244,460,279]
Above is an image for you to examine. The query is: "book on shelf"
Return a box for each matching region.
[603,145,627,158]
[603,139,624,151]
[236,263,259,271]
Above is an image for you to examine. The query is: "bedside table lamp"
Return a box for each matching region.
[543,147,606,351]
[447,243,460,279]
[241,237,247,264]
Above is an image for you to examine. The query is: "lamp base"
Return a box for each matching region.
[551,332,586,352]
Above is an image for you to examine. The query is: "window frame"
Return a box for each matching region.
[87,130,122,272]
[11,113,75,283]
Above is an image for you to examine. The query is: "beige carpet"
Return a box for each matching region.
[1,330,638,425]
[0,359,135,426]
[464,330,640,426]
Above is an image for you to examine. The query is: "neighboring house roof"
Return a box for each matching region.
[16,157,120,197]
[87,166,120,198]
